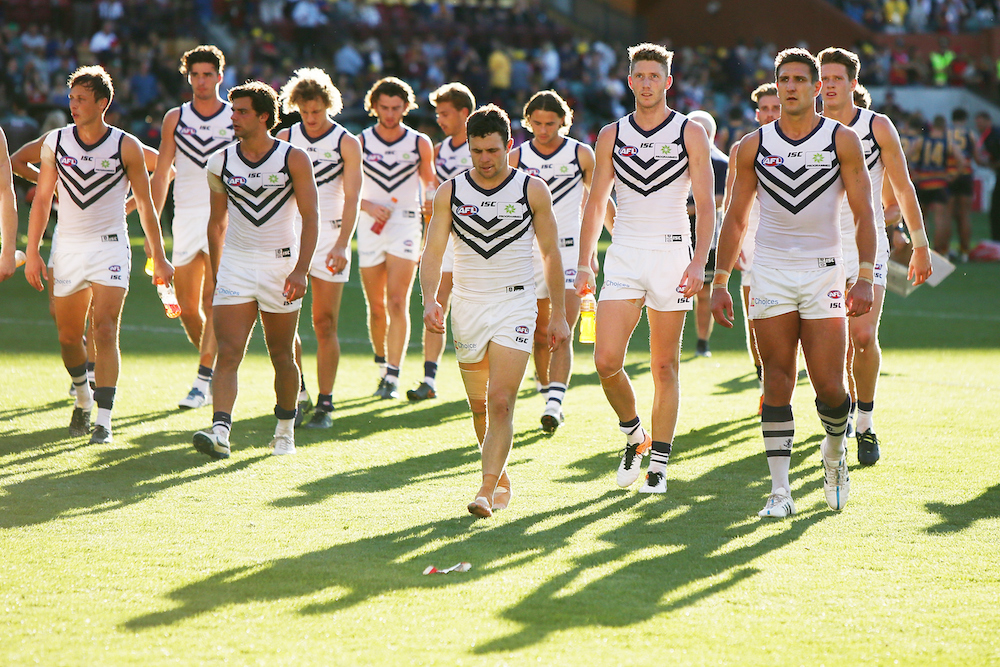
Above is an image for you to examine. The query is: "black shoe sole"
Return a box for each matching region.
[193,432,230,459]
[406,389,436,401]
[540,415,561,433]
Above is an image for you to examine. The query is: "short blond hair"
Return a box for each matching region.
[280,67,343,116]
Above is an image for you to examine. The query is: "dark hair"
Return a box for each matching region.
[522,90,573,134]
[952,107,968,122]
[774,48,820,83]
[853,83,871,109]
[365,77,418,117]
[430,82,476,114]
[751,83,779,107]
[67,65,114,105]
[466,104,511,145]
[818,47,861,82]
[179,45,226,75]
[229,81,280,130]
[627,42,673,76]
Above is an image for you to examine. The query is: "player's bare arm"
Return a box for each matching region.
[0,129,18,282]
[837,124,876,317]
[528,176,570,351]
[286,146,320,302]
[206,175,228,283]
[123,135,173,287]
[419,180,454,334]
[10,136,43,184]
[683,117,715,297]
[23,138,58,291]
[712,131,760,328]
[575,123,616,295]
[873,115,931,285]
[576,143,608,264]
[328,133,362,274]
[150,107,180,215]
[417,134,436,224]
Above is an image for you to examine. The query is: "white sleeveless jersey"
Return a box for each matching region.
[360,124,425,211]
[753,118,845,270]
[516,137,585,237]
[288,121,349,221]
[173,101,235,211]
[435,137,471,182]
[207,140,299,255]
[450,169,535,301]
[611,112,692,247]
[45,125,130,250]
[839,108,886,239]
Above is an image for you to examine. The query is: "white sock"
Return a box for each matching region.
[95,408,112,430]
[547,382,566,409]
[275,418,294,437]
[821,435,847,462]
[423,376,436,390]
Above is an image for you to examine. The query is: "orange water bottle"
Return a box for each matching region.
[14,250,26,267]
[156,282,181,319]
[579,287,596,344]
[372,197,397,235]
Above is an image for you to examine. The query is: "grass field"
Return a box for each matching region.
[1,213,999,665]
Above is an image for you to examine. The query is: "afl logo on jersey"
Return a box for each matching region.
[761,155,784,167]
[366,153,383,163]
[515,325,530,335]
[617,146,639,156]
[525,167,540,177]
[227,176,247,187]
[59,156,78,167]
[179,127,197,136]
[457,205,479,216]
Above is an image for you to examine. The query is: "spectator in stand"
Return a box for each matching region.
[89,21,118,64]
[975,112,1000,242]
[884,0,908,33]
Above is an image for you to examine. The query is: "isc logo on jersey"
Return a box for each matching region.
[457,205,479,216]
[59,156,78,167]
[761,155,784,167]
[227,176,247,187]
[617,146,639,157]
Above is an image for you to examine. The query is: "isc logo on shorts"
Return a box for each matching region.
[761,156,784,167]
[827,290,842,299]
[59,156,78,167]
[617,146,639,156]
[515,325,529,335]
[457,205,479,216]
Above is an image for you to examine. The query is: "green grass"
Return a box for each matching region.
[1,215,999,665]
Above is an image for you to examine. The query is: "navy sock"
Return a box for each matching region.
[424,361,438,380]
[317,393,334,412]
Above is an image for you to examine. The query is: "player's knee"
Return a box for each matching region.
[386,293,408,316]
[651,356,679,385]
[467,397,487,416]
[594,348,624,379]
[312,313,337,341]
[486,391,514,419]
[852,324,878,351]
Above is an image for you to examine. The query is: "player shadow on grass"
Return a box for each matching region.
[924,483,1000,534]
[293,396,474,445]
[0,416,269,529]
[122,439,835,641]
[0,399,68,425]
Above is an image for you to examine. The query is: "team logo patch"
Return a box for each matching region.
[761,155,784,167]
[59,156,78,167]
[366,154,383,163]
[179,127,197,136]
[525,167,540,177]
[457,205,479,216]
[655,143,680,160]
[404,240,414,247]
[805,151,834,169]
[109,265,121,273]
[227,176,247,187]
[515,325,529,335]
[617,146,639,156]
[827,290,842,299]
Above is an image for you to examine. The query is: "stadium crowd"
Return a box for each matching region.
[2,0,999,153]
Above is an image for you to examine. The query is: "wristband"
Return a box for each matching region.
[712,269,730,288]
[577,264,595,278]
[858,262,875,284]
[909,228,929,249]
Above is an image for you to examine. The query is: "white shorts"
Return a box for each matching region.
[441,235,455,273]
[309,218,350,284]
[356,210,421,268]
[51,242,131,297]
[171,206,210,267]
[450,293,537,364]
[532,241,577,299]
[749,263,846,320]
[843,227,890,288]
[599,243,693,312]
[740,266,752,288]
[214,251,301,314]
